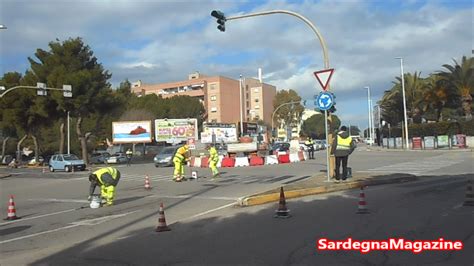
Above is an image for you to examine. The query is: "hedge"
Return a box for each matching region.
[381,120,474,138]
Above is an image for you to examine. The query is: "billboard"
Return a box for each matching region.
[154,119,198,144]
[112,121,152,143]
[201,123,238,143]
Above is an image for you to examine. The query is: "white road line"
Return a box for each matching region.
[178,202,235,222]
[150,195,237,201]
[0,224,80,244]
[28,198,89,203]
[0,208,77,226]
[0,210,140,244]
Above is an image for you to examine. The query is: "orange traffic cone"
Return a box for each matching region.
[144,175,152,190]
[4,195,21,220]
[463,180,474,206]
[274,187,291,218]
[356,186,370,214]
[155,203,171,232]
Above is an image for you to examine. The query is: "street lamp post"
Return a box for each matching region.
[271,101,300,139]
[364,86,373,145]
[239,75,244,137]
[395,57,409,149]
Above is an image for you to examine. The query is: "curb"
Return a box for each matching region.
[0,174,12,179]
[237,175,417,207]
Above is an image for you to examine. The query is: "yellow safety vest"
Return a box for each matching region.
[175,146,188,160]
[336,135,352,150]
[209,147,218,161]
[93,167,119,184]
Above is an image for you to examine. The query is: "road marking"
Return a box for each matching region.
[0,210,140,244]
[0,208,77,226]
[0,224,80,244]
[150,195,237,201]
[179,202,235,222]
[28,198,89,203]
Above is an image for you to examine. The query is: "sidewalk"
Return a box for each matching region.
[238,172,418,206]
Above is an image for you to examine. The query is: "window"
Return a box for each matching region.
[210,95,217,101]
[254,88,259,93]
[211,107,217,112]
[255,98,259,102]
[255,105,260,109]
[210,84,216,90]
[211,119,217,123]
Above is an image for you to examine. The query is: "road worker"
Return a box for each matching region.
[88,167,121,206]
[305,137,315,159]
[207,144,220,179]
[173,143,189,182]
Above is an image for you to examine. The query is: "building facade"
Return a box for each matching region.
[131,72,276,127]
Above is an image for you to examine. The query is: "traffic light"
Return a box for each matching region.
[211,10,226,32]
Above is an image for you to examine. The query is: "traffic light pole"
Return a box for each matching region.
[222,9,334,182]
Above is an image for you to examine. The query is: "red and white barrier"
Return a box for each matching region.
[249,156,264,166]
[265,155,279,165]
[289,153,300,163]
[235,157,249,167]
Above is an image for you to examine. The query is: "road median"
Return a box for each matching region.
[237,173,417,207]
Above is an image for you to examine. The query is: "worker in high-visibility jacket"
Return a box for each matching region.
[330,126,356,183]
[88,167,121,206]
[173,144,189,182]
[207,144,220,179]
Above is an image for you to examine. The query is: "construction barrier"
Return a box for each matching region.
[278,154,290,164]
[200,156,209,168]
[235,157,250,167]
[249,156,264,166]
[265,155,279,165]
[303,151,308,161]
[216,155,224,168]
[298,150,305,161]
[289,153,300,163]
[193,157,201,168]
[221,157,236,167]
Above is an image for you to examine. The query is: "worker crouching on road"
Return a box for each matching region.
[207,144,221,179]
[173,144,189,182]
[88,167,121,206]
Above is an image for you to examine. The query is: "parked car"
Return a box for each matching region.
[49,154,86,172]
[154,146,178,167]
[0,155,14,165]
[106,152,128,164]
[27,155,45,165]
[269,142,290,154]
[90,151,110,164]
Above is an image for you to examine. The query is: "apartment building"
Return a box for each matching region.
[131,72,276,126]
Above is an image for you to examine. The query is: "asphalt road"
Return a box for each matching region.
[0,148,472,265]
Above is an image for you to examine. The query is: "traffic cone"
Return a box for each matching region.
[4,195,21,220]
[155,203,171,232]
[463,180,474,206]
[356,186,370,214]
[42,167,47,173]
[274,187,291,218]
[144,175,152,190]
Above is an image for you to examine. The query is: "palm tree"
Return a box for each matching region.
[437,56,474,119]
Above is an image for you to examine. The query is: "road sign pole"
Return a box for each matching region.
[324,110,331,182]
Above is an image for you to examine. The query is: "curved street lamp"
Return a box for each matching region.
[271,100,301,139]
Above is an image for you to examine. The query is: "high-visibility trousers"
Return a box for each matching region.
[100,185,115,205]
[209,159,219,176]
[173,156,184,178]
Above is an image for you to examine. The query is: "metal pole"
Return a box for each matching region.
[67,111,70,154]
[239,75,244,137]
[396,57,409,150]
[365,87,372,144]
[324,110,330,182]
[370,98,375,145]
[271,101,300,140]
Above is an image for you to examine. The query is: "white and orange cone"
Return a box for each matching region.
[356,186,370,214]
[274,187,291,218]
[4,195,21,220]
[145,175,152,190]
[155,203,171,232]
[463,179,474,206]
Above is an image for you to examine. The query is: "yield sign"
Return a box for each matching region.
[314,68,334,91]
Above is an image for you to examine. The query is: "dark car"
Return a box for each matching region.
[90,152,110,164]
[154,146,178,167]
[269,142,290,154]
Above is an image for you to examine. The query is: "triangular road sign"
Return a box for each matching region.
[314,68,334,91]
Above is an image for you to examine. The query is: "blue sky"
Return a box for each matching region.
[0,0,472,130]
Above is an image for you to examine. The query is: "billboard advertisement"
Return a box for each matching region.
[154,119,198,144]
[201,123,238,143]
[112,121,152,143]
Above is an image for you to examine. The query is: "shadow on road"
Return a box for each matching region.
[29,173,473,265]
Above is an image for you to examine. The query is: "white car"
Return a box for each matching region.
[106,153,128,164]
